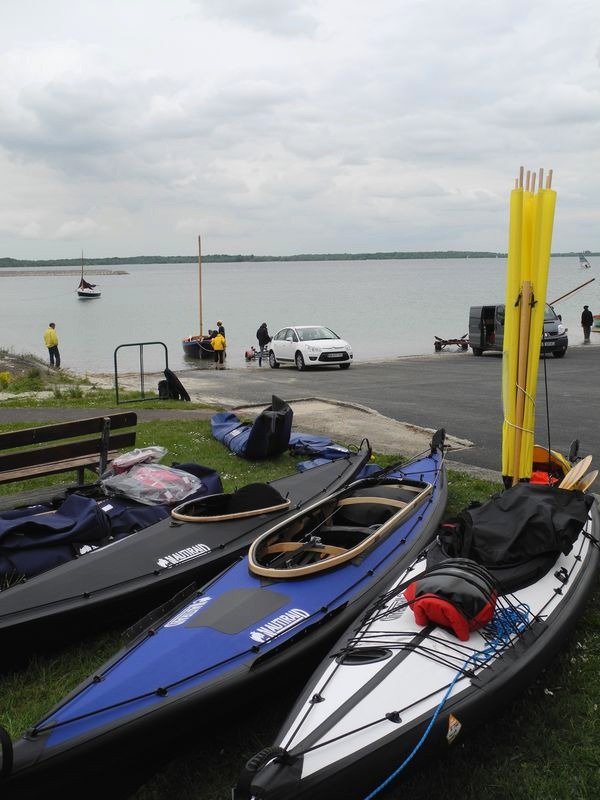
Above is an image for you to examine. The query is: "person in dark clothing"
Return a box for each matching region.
[581,305,594,343]
[256,322,271,366]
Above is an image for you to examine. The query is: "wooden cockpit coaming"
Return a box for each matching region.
[248,478,434,579]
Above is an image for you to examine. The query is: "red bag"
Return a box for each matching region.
[404,559,497,641]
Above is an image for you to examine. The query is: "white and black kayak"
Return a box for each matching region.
[0,447,371,663]
[235,480,599,800]
[0,433,447,799]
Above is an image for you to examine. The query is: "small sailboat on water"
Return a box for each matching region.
[77,253,101,299]
[182,234,214,359]
[579,253,592,269]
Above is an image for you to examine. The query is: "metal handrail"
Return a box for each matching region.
[113,341,169,404]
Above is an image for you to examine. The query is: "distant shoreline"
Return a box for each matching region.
[0,250,591,269]
[0,269,128,277]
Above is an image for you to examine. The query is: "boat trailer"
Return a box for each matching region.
[434,334,469,352]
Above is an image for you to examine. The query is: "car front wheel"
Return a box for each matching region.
[553,348,567,358]
[295,352,306,371]
[269,350,280,369]
[339,363,350,370]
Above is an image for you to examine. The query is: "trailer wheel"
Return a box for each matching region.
[472,347,483,356]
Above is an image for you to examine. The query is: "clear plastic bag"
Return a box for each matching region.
[109,446,168,475]
[101,463,202,506]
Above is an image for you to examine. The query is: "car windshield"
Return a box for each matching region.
[296,326,338,342]
[544,304,559,322]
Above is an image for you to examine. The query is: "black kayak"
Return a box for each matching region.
[0,445,371,663]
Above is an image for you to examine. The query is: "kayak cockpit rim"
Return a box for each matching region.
[248,478,434,579]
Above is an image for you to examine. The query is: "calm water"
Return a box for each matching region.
[0,258,597,375]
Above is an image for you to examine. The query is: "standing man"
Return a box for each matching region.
[581,305,593,343]
[256,322,271,366]
[43,322,61,368]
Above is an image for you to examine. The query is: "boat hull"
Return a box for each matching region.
[182,336,213,359]
[0,446,447,798]
[0,451,370,664]
[235,493,599,800]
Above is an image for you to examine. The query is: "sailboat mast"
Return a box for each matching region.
[198,235,203,336]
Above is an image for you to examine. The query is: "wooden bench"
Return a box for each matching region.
[0,412,137,510]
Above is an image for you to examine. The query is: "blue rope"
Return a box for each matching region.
[363,603,530,800]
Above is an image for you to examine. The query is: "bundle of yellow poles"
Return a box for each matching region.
[502,167,557,485]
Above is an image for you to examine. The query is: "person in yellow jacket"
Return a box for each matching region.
[211,330,226,369]
[43,322,61,368]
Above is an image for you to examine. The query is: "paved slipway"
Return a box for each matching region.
[0,367,499,485]
[8,345,600,485]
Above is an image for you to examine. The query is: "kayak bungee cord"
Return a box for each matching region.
[361,601,531,800]
[276,594,531,797]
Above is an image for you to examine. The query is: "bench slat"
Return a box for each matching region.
[0,484,78,511]
[0,432,136,476]
[0,450,125,484]
[0,413,138,501]
[0,413,137,450]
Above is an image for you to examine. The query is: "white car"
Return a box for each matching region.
[268,325,353,371]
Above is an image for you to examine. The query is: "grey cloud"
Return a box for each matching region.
[192,0,319,37]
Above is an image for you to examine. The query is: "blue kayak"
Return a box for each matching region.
[0,432,447,799]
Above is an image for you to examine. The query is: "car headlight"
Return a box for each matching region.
[307,345,320,353]
[557,323,566,335]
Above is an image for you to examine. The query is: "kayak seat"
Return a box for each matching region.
[261,540,348,568]
[333,496,407,528]
[321,525,372,548]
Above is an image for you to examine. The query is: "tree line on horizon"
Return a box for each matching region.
[0,250,593,268]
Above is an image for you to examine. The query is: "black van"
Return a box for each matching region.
[468,303,568,358]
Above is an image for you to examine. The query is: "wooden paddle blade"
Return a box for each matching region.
[559,454,593,489]
[573,470,599,493]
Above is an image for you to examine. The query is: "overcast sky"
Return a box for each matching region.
[1,0,599,259]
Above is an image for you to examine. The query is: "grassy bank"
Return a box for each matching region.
[0,408,598,798]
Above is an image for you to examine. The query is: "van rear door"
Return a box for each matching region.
[469,305,500,355]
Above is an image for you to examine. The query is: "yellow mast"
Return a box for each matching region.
[198,234,203,336]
